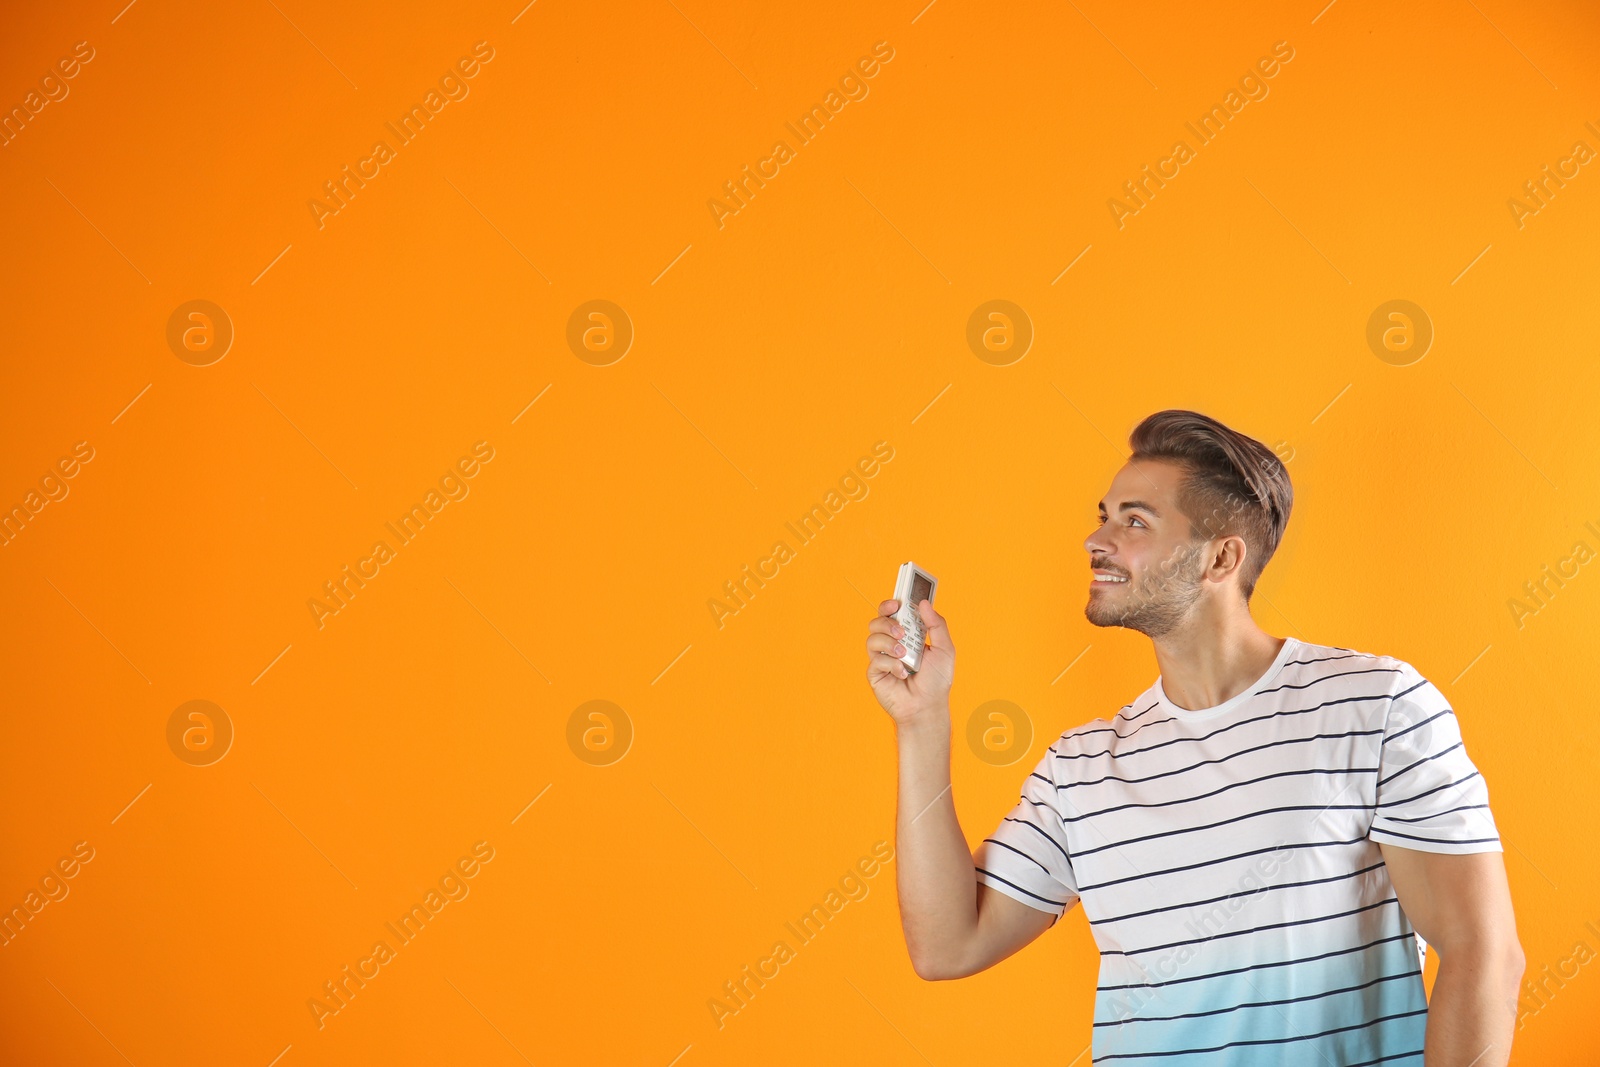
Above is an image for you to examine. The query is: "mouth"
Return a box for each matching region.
[1091,570,1130,587]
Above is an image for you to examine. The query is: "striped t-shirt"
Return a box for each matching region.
[974,636,1502,1066]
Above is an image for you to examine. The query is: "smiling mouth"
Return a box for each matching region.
[1091,573,1130,585]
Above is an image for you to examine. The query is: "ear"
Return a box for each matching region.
[1211,534,1249,583]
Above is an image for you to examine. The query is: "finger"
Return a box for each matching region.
[879,598,900,616]
[868,616,905,636]
[868,649,911,680]
[870,646,908,681]
[866,633,907,657]
[918,599,954,652]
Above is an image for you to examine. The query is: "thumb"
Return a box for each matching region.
[918,599,952,652]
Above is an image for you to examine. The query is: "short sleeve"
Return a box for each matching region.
[973,745,1080,916]
[1368,665,1502,854]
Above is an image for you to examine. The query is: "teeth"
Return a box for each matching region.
[1094,575,1128,583]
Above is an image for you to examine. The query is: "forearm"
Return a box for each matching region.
[893,710,976,978]
[1424,946,1524,1067]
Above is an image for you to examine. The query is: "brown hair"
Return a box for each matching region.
[1127,409,1292,601]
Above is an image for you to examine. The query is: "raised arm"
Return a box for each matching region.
[867,596,1064,980]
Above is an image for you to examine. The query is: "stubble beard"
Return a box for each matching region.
[1085,540,1208,638]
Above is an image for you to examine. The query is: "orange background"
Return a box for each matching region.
[2,0,1598,1063]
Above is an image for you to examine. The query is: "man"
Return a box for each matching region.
[865,409,1523,1065]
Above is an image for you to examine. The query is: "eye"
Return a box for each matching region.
[1129,516,1147,528]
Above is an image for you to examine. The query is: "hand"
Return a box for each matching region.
[865,597,955,726]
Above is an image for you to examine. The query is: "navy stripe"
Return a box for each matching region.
[1074,803,1373,859]
[1089,861,1387,926]
[973,867,1069,908]
[1378,740,1463,788]
[1383,770,1481,809]
[997,815,1072,865]
[1056,679,1407,764]
[1121,700,1161,723]
[1062,705,1140,742]
[1077,836,1372,892]
[1283,652,1369,668]
[1062,766,1373,824]
[1095,931,1418,991]
[1370,827,1500,846]
[1094,1007,1430,1060]
[1384,803,1489,824]
[980,836,1054,877]
[1103,897,1399,958]
[1052,700,1350,764]
[1059,701,1172,745]
[1057,730,1384,793]
[1092,967,1417,1026]
[1256,666,1409,698]
[1384,706,1451,746]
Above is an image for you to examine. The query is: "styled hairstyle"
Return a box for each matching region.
[1127,410,1292,601]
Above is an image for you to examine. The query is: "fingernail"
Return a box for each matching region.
[893,643,905,656]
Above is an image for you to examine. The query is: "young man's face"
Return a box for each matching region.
[1082,459,1212,637]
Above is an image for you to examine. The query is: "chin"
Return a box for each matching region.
[1083,604,1123,629]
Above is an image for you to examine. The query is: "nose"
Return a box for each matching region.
[1085,523,1112,558]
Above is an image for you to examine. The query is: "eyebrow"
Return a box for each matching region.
[1098,499,1162,517]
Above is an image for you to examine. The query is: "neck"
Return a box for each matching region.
[1151,598,1284,711]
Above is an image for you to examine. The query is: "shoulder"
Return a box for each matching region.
[1047,690,1163,760]
[1281,639,1421,696]
[1288,642,1453,744]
